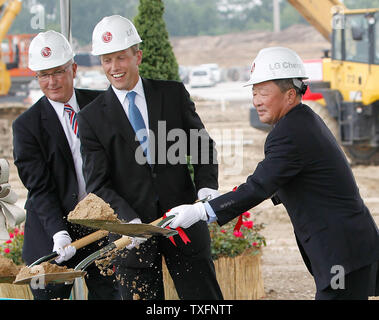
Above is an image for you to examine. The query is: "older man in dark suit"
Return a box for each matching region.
[12,30,119,300]
[168,47,379,300]
[77,15,223,300]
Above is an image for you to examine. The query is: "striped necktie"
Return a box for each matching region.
[64,104,79,138]
[126,91,150,163]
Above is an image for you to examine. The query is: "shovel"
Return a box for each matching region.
[1,230,108,284]
[28,229,109,267]
[12,216,176,285]
[12,270,87,286]
[74,215,176,271]
[68,215,177,238]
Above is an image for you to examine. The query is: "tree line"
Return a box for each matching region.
[8,0,379,46]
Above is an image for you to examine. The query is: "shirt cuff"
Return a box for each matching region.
[204,202,218,223]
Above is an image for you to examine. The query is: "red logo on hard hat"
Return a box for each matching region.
[102,31,113,43]
[251,62,255,74]
[41,47,52,58]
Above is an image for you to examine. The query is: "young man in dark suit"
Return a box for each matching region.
[77,15,223,300]
[168,47,379,300]
[12,30,119,300]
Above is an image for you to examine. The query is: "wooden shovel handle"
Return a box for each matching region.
[70,230,109,250]
[112,216,165,250]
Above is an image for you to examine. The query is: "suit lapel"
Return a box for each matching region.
[142,78,162,168]
[103,86,143,154]
[75,88,88,110]
[40,97,75,169]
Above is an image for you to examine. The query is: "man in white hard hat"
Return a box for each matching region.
[167,46,379,300]
[12,30,119,300]
[77,15,223,300]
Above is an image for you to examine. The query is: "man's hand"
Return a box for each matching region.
[125,218,147,250]
[198,188,220,201]
[167,202,208,229]
[53,230,76,264]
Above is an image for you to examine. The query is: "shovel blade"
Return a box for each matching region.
[68,219,177,238]
[13,271,86,285]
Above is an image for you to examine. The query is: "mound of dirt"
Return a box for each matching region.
[15,262,74,282]
[68,193,119,221]
[0,255,20,277]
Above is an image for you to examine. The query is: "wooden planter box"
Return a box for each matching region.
[163,253,265,300]
[0,283,33,300]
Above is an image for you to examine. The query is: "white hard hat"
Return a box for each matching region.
[28,30,74,71]
[91,15,142,56]
[244,47,308,87]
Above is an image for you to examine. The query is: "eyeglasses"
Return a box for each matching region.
[36,64,72,82]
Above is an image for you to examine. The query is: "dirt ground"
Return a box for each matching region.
[171,24,329,68]
[5,98,379,300]
[193,99,379,300]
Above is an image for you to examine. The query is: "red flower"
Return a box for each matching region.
[20,231,24,236]
[233,230,243,238]
[14,228,19,235]
[252,242,258,247]
[9,232,14,238]
[5,239,12,244]
[220,229,226,233]
[243,221,253,229]
[4,248,10,254]
[242,212,250,218]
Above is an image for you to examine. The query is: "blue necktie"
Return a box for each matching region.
[126,91,150,164]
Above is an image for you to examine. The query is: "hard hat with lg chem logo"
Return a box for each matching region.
[244,47,308,87]
[91,15,142,56]
[28,30,74,71]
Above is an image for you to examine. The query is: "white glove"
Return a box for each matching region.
[53,230,76,264]
[167,202,208,229]
[198,188,220,201]
[125,218,147,250]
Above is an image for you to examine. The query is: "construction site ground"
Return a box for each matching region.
[6,97,379,300]
[3,24,379,300]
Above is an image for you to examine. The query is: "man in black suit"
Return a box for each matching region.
[12,31,119,300]
[77,15,223,300]
[168,47,379,300]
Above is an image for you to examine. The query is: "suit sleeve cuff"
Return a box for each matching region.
[204,202,218,223]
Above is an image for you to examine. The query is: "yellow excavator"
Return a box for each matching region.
[0,0,22,95]
[251,0,379,165]
[0,0,35,100]
[291,0,379,165]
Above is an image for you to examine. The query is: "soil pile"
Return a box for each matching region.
[68,193,119,222]
[0,255,20,277]
[15,262,74,282]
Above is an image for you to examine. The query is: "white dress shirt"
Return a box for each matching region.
[49,91,87,201]
[111,76,150,136]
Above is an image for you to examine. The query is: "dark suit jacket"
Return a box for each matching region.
[12,88,104,267]
[77,78,218,267]
[209,103,379,291]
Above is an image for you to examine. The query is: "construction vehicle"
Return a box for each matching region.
[250,0,379,165]
[0,0,35,100]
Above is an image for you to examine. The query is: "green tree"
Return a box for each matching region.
[134,0,179,81]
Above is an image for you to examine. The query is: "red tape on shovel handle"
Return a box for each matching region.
[163,212,191,246]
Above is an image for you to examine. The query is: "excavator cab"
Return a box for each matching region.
[318,9,379,164]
